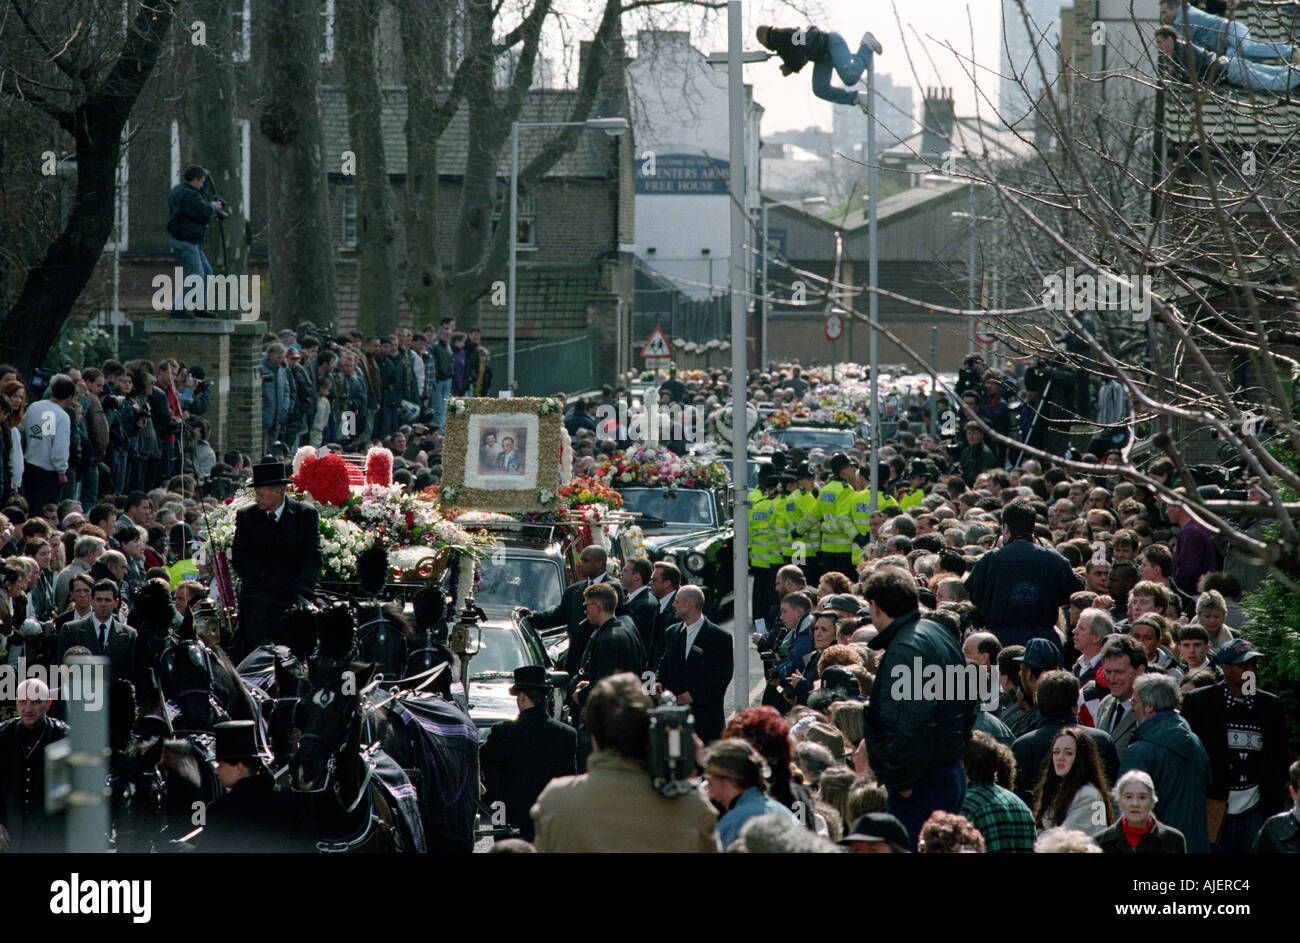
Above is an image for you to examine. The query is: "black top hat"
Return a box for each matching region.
[214,721,271,768]
[508,665,552,695]
[250,461,293,487]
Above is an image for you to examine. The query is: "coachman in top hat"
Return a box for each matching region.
[230,461,321,661]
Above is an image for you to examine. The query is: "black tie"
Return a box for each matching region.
[99,623,108,652]
[1111,704,1123,735]
[268,510,277,526]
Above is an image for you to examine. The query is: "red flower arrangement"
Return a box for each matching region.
[292,453,354,506]
[365,447,393,487]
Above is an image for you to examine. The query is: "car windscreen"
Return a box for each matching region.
[472,554,565,613]
[469,626,532,679]
[619,488,716,526]
[775,428,856,451]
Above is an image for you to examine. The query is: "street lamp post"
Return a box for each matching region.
[868,59,881,513]
[509,117,628,395]
[760,195,826,370]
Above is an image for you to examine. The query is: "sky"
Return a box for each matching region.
[630,0,1005,134]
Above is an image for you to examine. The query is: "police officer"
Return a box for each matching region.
[896,458,934,512]
[849,464,897,572]
[783,462,820,580]
[479,666,578,842]
[748,470,780,622]
[199,720,315,853]
[799,453,856,583]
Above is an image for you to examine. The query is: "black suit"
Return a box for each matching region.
[231,498,321,657]
[198,774,316,853]
[620,587,659,668]
[479,706,578,841]
[532,575,609,675]
[657,617,734,743]
[574,617,645,695]
[1180,683,1288,817]
[649,590,677,678]
[57,614,137,685]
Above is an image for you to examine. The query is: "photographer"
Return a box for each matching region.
[167,165,225,318]
[531,672,721,852]
[179,364,212,417]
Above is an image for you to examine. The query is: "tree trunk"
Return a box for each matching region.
[258,0,338,333]
[398,0,453,327]
[0,2,180,376]
[180,0,247,279]
[340,0,399,336]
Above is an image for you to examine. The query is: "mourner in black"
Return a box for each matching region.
[479,666,578,842]
[231,462,322,661]
[56,578,138,686]
[0,679,69,853]
[570,583,645,707]
[524,545,610,676]
[654,584,734,743]
[199,720,315,853]
[648,560,681,681]
[618,556,659,668]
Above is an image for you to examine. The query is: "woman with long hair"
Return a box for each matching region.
[126,363,158,493]
[0,380,24,506]
[1033,726,1114,836]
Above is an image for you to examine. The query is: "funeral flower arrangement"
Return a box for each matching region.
[204,448,488,583]
[595,444,729,490]
[705,404,762,448]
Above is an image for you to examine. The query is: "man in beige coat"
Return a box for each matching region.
[531,673,721,852]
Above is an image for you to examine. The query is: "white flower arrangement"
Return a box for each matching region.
[446,398,468,416]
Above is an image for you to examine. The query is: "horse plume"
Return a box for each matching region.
[356,543,389,597]
[278,602,320,661]
[315,602,357,662]
[412,583,448,636]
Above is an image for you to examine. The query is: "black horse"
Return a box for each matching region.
[159,633,262,733]
[110,734,220,851]
[290,660,412,853]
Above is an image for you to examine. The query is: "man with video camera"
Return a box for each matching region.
[167,164,226,318]
[530,672,721,852]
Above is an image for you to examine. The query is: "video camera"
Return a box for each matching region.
[647,694,697,797]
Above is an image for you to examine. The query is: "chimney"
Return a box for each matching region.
[921,87,955,158]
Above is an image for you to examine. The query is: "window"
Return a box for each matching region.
[492,188,537,249]
[232,0,252,63]
[320,0,335,63]
[341,184,356,247]
[105,123,129,250]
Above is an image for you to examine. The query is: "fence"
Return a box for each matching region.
[489,332,595,397]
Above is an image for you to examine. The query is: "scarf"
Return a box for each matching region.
[1121,815,1154,849]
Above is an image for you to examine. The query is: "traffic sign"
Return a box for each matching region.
[824,313,844,341]
[641,326,672,358]
[974,318,997,344]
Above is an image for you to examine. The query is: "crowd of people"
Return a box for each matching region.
[0,341,1296,855]
[258,318,492,458]
[484,358,1297,854]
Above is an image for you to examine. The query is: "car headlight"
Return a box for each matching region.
[685,552,706,572]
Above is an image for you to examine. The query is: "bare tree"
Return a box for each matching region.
[258,0,338,332]
[0,0,181,375]
[339,0,399,335]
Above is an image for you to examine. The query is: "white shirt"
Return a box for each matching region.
[627,585,650,604]
[1108,697,1130,733]
[659,591,675,613]
[267,500,286,523]
[683,616,706,657]
[93,617,114,647]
